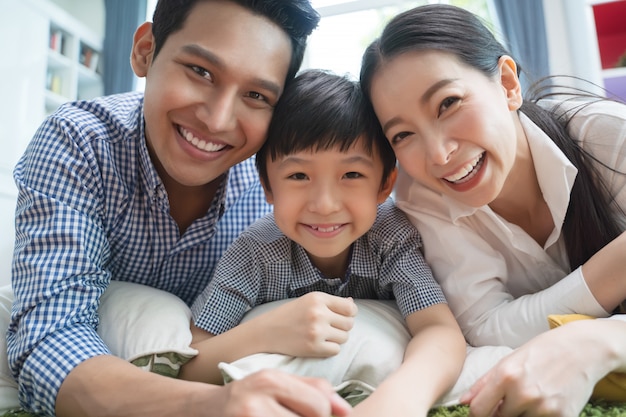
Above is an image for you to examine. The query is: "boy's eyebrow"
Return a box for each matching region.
[181,44,282,97]
[381,78,457,134]
[278,153,376,167]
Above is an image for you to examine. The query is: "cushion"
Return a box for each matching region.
[218,298,513,407]
[0,285,19,413]
[97,281,198,375]
[548,314,626,402]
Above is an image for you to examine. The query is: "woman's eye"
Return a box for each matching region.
[190,65,212,80]
[439,96,460,115]
[390,131,411,146]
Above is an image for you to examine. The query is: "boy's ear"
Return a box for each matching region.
[130,22,155,78]
[498,55,523,111]
[260,177,274,204]
[377,167,397,204]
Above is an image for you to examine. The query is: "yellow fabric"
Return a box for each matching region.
[547,314,626,402]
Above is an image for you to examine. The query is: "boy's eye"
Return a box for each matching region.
[344,172,363,179]
[287,172,308,180]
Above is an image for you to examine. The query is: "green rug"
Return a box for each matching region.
[426,400,626,417]
[2,400,625,417]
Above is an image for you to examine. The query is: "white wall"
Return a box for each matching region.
[543,0,605,91]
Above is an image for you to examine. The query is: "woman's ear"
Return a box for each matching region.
[377,167,397,204]
[130,22,155,78]
[498,55,523,111]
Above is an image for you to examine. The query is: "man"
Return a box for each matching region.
[8,1,351,416]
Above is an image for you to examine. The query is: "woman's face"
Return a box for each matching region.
[369,50,523,208]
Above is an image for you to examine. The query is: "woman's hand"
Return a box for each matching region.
[461,319,625,417]
[256,292,358,357]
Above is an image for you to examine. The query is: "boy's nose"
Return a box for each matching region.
[309,183,341,214]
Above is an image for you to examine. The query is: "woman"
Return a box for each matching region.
[360,4,626,417]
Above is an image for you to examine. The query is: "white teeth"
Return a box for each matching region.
[444,153,484,183]
[180,127,226,152]
[314,225,340,232]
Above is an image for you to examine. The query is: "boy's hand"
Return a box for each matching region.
[258,292,357,357]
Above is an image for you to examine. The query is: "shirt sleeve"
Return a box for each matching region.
[568,99,626,217]
[191,232,263,335]
[375,202,446,318]
[399,204,606,348]
[8,114,112,415]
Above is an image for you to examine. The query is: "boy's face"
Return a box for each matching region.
[131,0,292,189]
[263,138,395,272]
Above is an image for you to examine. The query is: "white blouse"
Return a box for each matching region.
[395,99,626,348]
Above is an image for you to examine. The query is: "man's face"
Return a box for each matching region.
[133,0,292,190]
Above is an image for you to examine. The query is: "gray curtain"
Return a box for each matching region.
[492,0,550,91]
[103,0,147,95]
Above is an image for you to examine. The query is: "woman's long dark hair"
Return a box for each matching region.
[360,4,625,271]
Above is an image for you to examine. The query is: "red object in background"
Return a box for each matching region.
[592,0,626,69]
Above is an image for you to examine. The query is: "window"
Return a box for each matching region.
[304,0,495,78]
[141,0,495,86]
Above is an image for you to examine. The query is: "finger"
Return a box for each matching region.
[329,311,355,332]
[325,326,350,345]
[466,374,507,417]
[325,295,358,317]
[273,373,350,417]
[301,377,353,417]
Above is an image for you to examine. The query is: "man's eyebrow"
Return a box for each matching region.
[381,78,457,134]
[181,44,282,98]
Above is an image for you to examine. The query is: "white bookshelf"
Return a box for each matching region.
[0,0,104,279]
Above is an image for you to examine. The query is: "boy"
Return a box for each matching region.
[182,70,466,416]
[7,2,351,417]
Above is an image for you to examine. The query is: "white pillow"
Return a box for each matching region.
[97,281,198,375]
[218,298,514,407]
[0,285,19,413]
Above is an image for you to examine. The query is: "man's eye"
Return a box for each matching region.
[190,65,212,80]
[247,91,268,102]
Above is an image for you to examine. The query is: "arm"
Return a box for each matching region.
[57,354,352,417]
[9,115,114,415]
[569,99,626,312]
[181,292,357,384]
[462,317,626,417]
[351,304,465,417]
[396,183,608,348]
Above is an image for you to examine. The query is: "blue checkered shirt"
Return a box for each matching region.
[8,92,272,415]
[192,199,446,334]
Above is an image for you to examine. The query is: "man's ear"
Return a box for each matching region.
[130,22,155,78]
[498,55,523,111]
[377,167,397,204]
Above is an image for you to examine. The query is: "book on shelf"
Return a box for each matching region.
[49,29,65,54]
[79,44,100,71]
